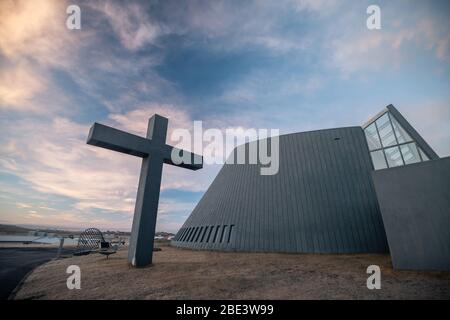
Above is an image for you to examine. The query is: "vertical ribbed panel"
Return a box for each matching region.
[172,127,388,253]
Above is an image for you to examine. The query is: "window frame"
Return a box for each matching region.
[364,111,429,170]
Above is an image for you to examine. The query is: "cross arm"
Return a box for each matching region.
[87,123,151,157]
[162,146,203,170]
[87,122,203,169]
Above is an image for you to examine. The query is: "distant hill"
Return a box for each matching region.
[0,224,174,237]
[0,224,33,234]
[0,224,76,236]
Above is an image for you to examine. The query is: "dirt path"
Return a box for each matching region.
[14,244,450,299]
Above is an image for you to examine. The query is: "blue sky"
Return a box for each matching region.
[0,0,449,232]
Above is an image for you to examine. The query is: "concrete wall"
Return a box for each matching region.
[372,157,450,271]
[172,127,388,253]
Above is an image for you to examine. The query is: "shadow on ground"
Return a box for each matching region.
[0,247,74,299]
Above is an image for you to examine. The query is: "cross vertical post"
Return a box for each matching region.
[128,115,167,267]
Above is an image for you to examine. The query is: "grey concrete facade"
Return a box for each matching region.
[372,157,450,271]
[172,127,389,253]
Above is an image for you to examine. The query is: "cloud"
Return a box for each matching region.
[0,0,169,116]
[136,0,316,54]
[89,1,166,50]
[0,105,217,217]
[329,8,450,76]
[291,0,341,13]
[399,101,450,157]
[0,63,46,111]
[0,0,213,230]
[1,117,137,213]
[416,19,450,61]
[0,0,62,59]
[0,0,94,113]
[108,105,223,192]
[158,200,198,216]
[0,106,223,232]
[0,0,86,67]
[108,104,192,141]
[27,211,43,219]
[16,203,32,209]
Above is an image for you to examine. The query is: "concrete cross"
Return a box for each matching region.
[86,114,202,267]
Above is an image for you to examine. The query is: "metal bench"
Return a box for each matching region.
[74,228,117,258]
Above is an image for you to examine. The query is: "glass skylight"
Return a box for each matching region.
[364,111,430,170]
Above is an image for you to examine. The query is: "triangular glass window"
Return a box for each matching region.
[400,143,421,165]
[365,123,381,150]
[363,107,435,170]
[418,147,430,161]
[376,113,397,147]
[391,115,412,144]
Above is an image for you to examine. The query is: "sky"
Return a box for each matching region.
[0,0,449,232]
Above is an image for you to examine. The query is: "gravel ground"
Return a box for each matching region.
[14,243,450,300]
